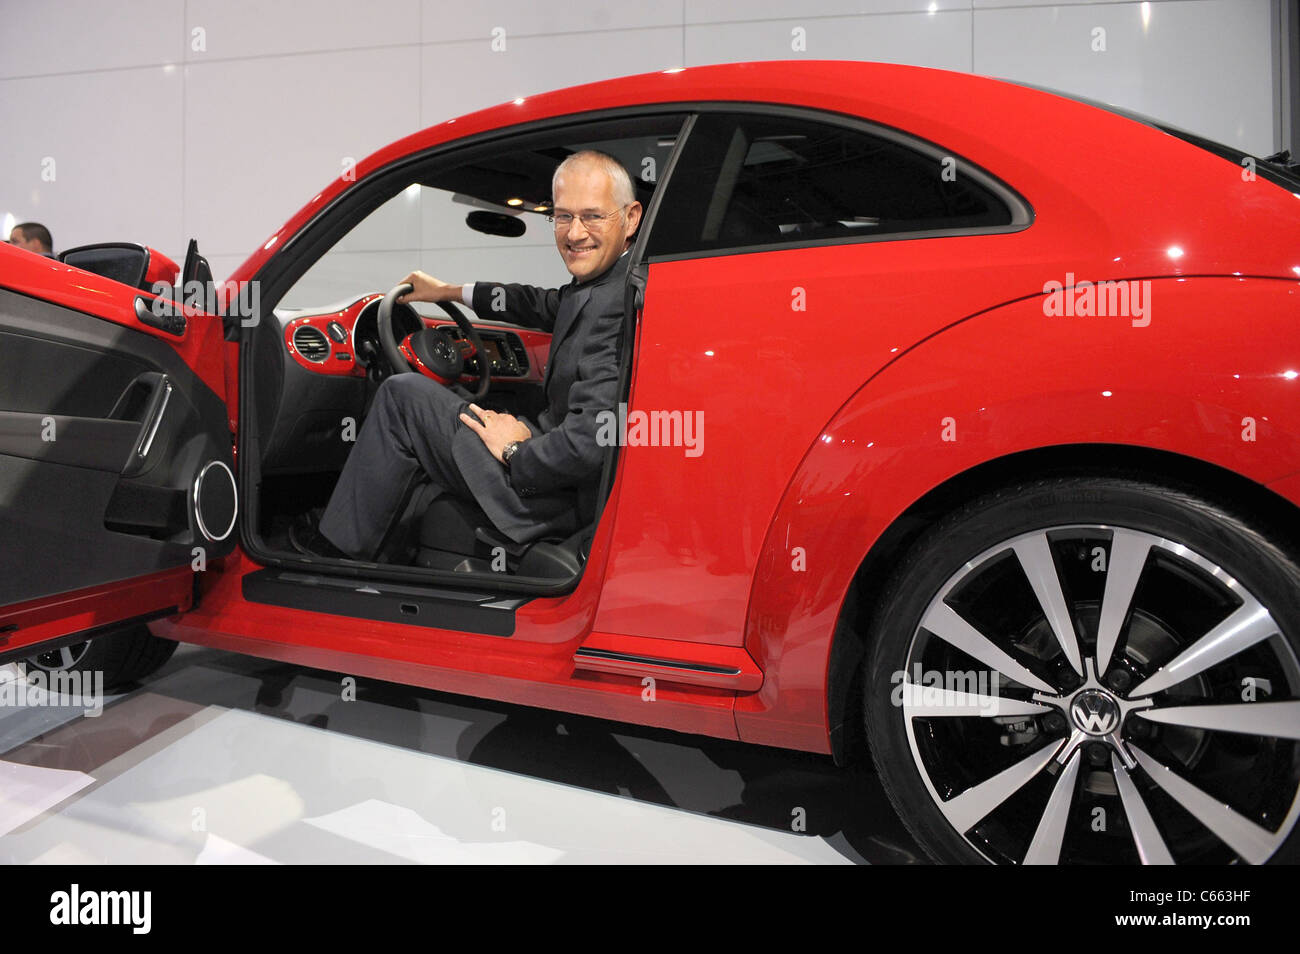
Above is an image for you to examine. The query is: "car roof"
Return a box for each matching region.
[231,60,1300,286]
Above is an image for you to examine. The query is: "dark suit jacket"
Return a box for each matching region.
[452,250,629,542]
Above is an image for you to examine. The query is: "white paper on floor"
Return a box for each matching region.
[305,798,565,864]
[0,760,94,836]
[195,832,280,865]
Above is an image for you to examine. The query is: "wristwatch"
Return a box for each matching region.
[502,441,520,468]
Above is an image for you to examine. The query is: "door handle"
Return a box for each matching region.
[116,373,172,477]
[137,377,172,458]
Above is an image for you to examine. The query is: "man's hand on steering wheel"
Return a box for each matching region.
[379,279,492,402]
[397,270,462,305]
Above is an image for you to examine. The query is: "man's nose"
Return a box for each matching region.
[562,218,591,238]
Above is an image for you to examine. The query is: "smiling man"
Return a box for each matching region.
[299,150,642,561]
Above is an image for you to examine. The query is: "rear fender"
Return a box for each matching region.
[735,276,1300,754]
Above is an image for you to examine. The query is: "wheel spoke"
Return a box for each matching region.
[1131,745,1277,863]
[1132,600,1277,697]
[900,681,1052,717]
[1024,747,1081,864]
[1137,700,1300,740]
[1013,534,1083,677]
[907,519,1299,864]
[941,739,1064,833]
[1111,753,1175,864]
[1095,529,1151,675]
[58,646,75,669]
[921,601,1056,694]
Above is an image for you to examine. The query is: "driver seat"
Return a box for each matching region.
[382,482,591,579]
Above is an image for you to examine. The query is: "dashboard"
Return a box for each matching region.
[260,294,552,474]
[280,293,550,384]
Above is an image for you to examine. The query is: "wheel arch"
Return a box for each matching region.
[734,275,1300,759]
[824,443,1300,766]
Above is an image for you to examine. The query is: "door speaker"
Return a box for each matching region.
[193,459,237,542]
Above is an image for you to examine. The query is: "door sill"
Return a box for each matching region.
[241,567,526,636]
[243,531,583,598]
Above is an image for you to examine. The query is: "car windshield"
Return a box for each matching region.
[1007,80,1300,193]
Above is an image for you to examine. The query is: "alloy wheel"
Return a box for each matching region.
[898,524,1300,864]
[25,640,92,674]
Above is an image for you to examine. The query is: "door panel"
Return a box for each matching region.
[0,283,235,646]
[0,569,194,660]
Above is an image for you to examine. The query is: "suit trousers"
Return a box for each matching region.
[318,373,576,560]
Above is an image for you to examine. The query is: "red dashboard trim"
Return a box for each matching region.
[282,294,548,383]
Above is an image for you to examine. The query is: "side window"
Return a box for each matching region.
[278,114,686,312]
[647,112,1017,257]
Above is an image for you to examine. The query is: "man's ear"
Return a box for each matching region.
[626,201,644,235]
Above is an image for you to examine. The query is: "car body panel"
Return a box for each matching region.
[736,276,1300,752]
[1,245,227,399]
[0,568,194,660]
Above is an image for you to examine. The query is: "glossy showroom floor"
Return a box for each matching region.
[0,644,922,864]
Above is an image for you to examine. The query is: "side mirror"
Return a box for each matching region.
[59,242,178,295]
[182,238,213,288]
[60,242,153,291]
[466,210,527,238]
[185,238,241,340]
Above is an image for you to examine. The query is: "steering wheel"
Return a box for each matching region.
[377,282,491,403]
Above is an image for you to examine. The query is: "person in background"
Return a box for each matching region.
[9,222,55,257]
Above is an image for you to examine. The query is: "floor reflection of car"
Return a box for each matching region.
[3,61,1300,864]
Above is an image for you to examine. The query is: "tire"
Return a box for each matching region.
[24,624,179,692]
[864,476,1300,864]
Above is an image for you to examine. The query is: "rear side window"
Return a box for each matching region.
[647,112,1019,257]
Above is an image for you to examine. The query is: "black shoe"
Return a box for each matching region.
[289,515,350,559]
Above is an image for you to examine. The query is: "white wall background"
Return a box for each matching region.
[0,0,1286,284]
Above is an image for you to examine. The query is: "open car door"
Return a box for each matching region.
[0,243,236,661]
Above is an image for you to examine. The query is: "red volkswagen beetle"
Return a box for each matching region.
[3,61,1298,865]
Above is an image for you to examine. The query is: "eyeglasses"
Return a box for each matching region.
[547,205,627,231]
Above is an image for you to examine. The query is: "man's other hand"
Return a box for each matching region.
[398,270,462,304]
[459,403,532,464]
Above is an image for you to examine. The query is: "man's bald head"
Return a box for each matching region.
[552,150,634,209]
[549,151,641,282]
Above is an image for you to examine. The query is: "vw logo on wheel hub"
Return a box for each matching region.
[1070,689,1121,735]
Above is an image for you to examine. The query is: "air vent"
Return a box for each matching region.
[292,325,330,362]
[506,333,529,372]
